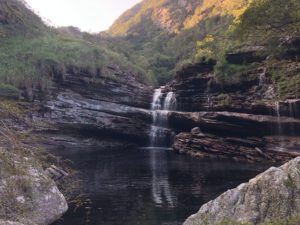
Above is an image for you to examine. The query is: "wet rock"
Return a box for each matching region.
[277,99,300,119]
[191,127,202,135]
[169,111,300,136]
[184,157,300,225]
[173,132,300,163]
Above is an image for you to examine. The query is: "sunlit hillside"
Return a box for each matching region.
[109,0,251,35]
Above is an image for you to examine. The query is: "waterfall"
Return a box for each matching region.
[275,101,284,151]
[149,88,177,207]
[259,67,267,86]
[150,89,177,147]
[164,92,177,111]
[287,100,299,135]
[287,100,299,119]
[258,68,267,87]
[205,85,213,111]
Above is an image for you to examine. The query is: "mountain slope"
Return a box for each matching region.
[0,0,155,100]
[0,0,46,37]
[109,0,250,36]
[106,0,251,84]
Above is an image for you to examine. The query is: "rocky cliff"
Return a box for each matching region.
[184,157,300,225]
[166,52,300,162]
[32,63,153,148]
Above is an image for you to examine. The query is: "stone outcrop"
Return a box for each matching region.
[169,111,300,136]
[174,132,300,162]
[33,63,153,146]
[167,66,279,115]
[226,46,267,64]
[184,157,300,225]
[166,58,300,163]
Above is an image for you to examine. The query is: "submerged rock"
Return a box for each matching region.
[184,157,300,225]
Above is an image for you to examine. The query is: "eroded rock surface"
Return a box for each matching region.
[184,157,300,225]
[33,64,153,147]
[166,59,300,163]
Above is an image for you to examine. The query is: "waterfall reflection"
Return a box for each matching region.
[150,148,175,208]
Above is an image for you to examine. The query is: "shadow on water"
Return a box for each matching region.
[52,146,269,225]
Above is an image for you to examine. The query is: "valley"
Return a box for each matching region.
[0,0,300,225]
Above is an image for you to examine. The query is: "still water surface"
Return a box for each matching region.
[52,146,268,225]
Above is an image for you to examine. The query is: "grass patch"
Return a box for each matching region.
[268,60,300,100]
[0,83,19,99]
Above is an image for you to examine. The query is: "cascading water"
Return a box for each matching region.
[259,67,267,86]
[150,89,177,147]
[149,88,177,207]
[164,91,177,111]
[275,101,284,151]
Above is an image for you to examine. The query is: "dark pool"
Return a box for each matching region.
[52,146,268,225]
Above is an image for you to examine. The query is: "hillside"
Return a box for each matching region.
[106,0,251,84]
[0,0,46,37]
[0,0,154,101]
[109,0,250,35]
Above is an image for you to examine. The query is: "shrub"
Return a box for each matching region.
[217,93,233,107]
[0,83,19,99]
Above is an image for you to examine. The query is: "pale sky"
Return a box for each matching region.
[25,0,141,33]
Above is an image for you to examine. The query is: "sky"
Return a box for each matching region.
[25,0,141,33]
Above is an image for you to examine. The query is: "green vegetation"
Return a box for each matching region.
[190,0,300,94]
[234,0,300,43]
[0,84,19,99]
[268,60,300,99]
[0,33,148,90]
[1,0,300,91]
[107,0,251,84]
[216,94,232,107]
[0,0,158,96]
[0,0,47,37]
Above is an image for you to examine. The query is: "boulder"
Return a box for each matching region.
[0,151,68,225]
[0,220,27,225]
[184,157,300,225]
[191,127,202,135]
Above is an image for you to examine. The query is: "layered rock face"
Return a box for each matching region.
[184,157,300,225]
[168,60,300,162]
[33,63,153,147]
[171,112,300,162]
